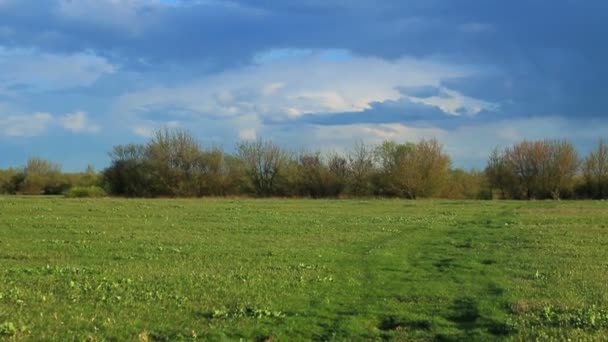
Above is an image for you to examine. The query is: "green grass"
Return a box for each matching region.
[1,197,607,341]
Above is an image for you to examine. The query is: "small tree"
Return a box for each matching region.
[0,168,19,194]
[375,139,450,199]
[347,141,376,196]
[504,141,545,199]
[545,140,579,199]
[192,147,230,196]
[295,151,329,198]
[237,139,288,197]
[146,128,203,196]
[103,144,156,197]
[583,139,608,199]
[485,147,515,199]
[17,158,67,195]
[326,152,349,197]
[375,141,416,197]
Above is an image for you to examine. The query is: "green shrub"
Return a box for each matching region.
[64,186,107,198]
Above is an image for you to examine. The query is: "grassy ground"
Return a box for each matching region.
[0,197,607,341]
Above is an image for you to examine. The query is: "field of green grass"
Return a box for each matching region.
[1,197,608,341]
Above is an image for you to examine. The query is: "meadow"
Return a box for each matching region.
[0,197,607,341]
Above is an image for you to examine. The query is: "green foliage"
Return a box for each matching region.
[374,139,450,198]
[440,169,489,199]
[536,306,608,329]
[64,186,107,198]
[0,168,19,194]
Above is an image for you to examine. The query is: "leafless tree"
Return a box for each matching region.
[347,141,376,196]
[237,139,288,196]
[583,139,608,199]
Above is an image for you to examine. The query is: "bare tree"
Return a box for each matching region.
[485,147,515,199]
[583,139,608,199]
[545,140,579,199]
[237,139,288,196]
[326,152,349,197]
[504,141,544,199]
[347,141,376,196]
[19,158,65,195]
[295,151,327,198]
[497,140,579,199]
[147,128,203,196]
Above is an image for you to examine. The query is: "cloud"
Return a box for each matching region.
[0,106,102,138]
[112,54,471,130]
[60,111,101,133]
[0,48,116,91]
[291,97,452,127]
[0,112,53,137]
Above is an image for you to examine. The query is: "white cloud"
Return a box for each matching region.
[0,112,54,137]
[261,82,286,96]
[132,120,179,137]
[409,88,497,116]
[60,112,101,133]
[113,54,477,136]
[238,128,257,140]
[0,48,116,90]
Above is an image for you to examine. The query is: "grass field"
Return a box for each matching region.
[1,197,608,341]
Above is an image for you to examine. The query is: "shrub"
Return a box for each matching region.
[64,186,107,198]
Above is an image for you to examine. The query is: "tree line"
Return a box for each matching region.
[1,128,607,199]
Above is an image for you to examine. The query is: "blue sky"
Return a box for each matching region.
[0,0,606,171]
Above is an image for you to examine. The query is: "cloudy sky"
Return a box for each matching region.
[0,0,606,170]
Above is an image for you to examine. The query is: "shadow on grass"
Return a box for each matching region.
[378,316,432,332]
[433,297,514,341]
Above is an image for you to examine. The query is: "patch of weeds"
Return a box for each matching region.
[0,322,17,337]
[211,307,286,320]
[509,300,535,315]
[536,305,608,330]
[533,269,549,281]
[141,329,198,342]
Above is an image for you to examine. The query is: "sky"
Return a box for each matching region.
[0,0,606,171]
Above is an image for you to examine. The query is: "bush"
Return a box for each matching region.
[64,186,107,198]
